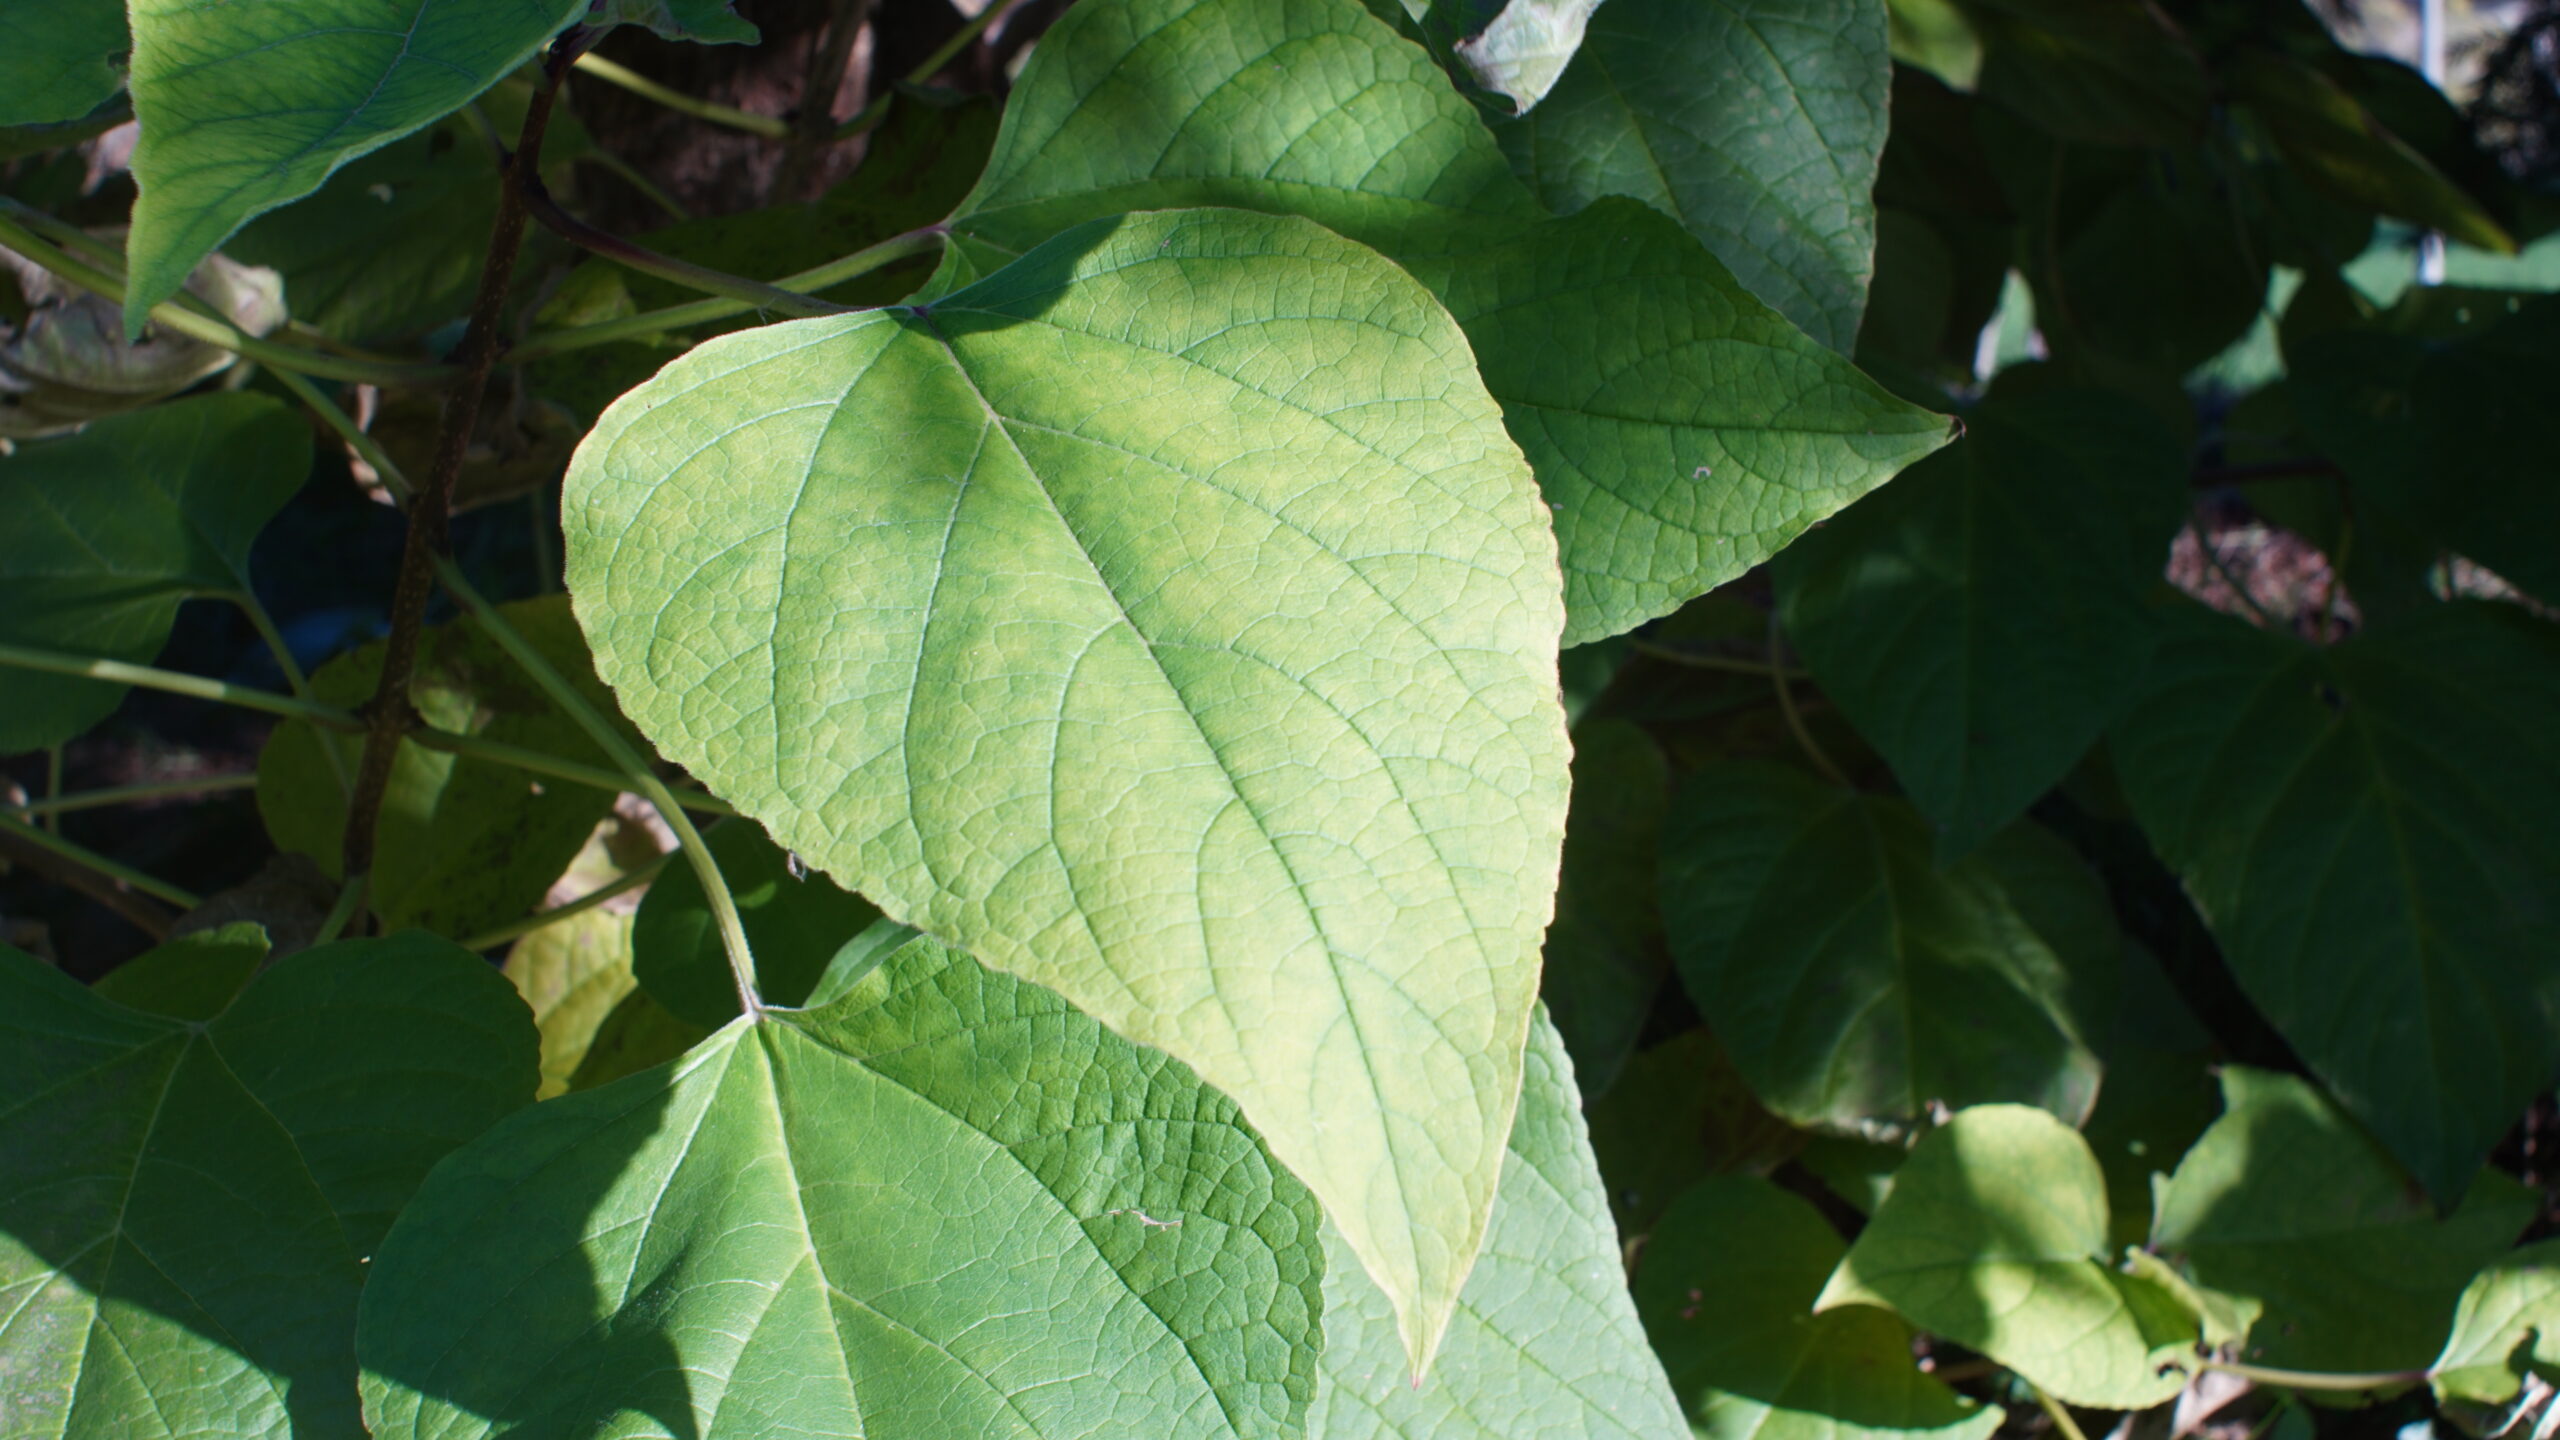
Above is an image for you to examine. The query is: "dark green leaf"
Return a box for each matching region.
[88,922,268,1020]
[1959,0,2206,149]
[591,0,757,44]
[1636,1175,2000,1440]
[1774,390,2188,858]
[632,819,879,1027]
[1587,1028,1801,1239]
[1662,760,2119,1133]
[1543,719,1670,1090]
[0,0,127,128]
[2149,1067,2537,1375]
[257,595,641,940]
[2228,50,2512,255]
[0,933,536,1439]
[2109,601,2560,1202]
[358,933,1324,1440]
[1309,1011,1690,1439]
[0,394,308,754]
[122,0,583,332]
[1496,0,1890,350]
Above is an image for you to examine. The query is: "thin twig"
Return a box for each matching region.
[7,774,259,816]
[519,177,853,318]
[505,223,943,363]
[344,33,586,887]
[461,851,670,952]
[833,0,1039,140]
[41,748,63,836]
[2197,1359,2428,1393]
[2184,519,2281,630]
[313,878,368,946]
[1767,615,1850,788]
[229,589,348,798]
[0,204,456,388]
[774,0,868,201]
[0,810,200,911]
[1628,638,1809,679]
[2031,1384,2092,1440]
[572,52,790,138]
[0,822,178,940]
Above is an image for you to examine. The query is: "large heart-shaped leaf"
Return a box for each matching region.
[259,596,641,940]
[122,0,583,332]
[564,207,1569,1370]
[0,0,125,127]
[1660,760,2119,1134]
[0,393,308,754]
[1814,1105,2199,1410]
[938,0,1951,644]
[1636,1174,2000,1440]
[1495,0,1890,351]
[0,933,537,1440]
[2149,1067,2536,1375]
[1773,390,2188,859]
[1309,1009,1690,1439]
[2109,600,2560,1202]
[358,929,1325,1440]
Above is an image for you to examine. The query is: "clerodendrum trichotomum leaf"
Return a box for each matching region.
[359,929,1326,1440]
[0,934,537,1440]
[2110,600,2560,1204]
[563,207,1570,1371]
[122,0,583,332]
[937,0,1951,644]
[1309,1010,1689,1439]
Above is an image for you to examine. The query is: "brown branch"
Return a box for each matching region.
[341,30,591,889]
[774,0,869,201]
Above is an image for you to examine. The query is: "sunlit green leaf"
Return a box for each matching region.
[2149,1067,2537,1375]
[0,393,307,754]
[503,909,640,1100]
[565,207,1568,1370]
[122,0,582,333]
[1495,0,1889,350]
[0,0,126,128]
[632,819,879,1027]
[2109,601,2560,1202]
[0,933,536,1440]
[2433,1239,2560,1406]
[358,932,1324,1440]
[1662,761,2118,1134]
[1309,1010,1689,1439]
[1814,1105,2196,1410]
[1452,0,1605,115]
[258,595,642,940]
[1774,390,2188,858]
[1637,1175,2001,1440]
[940,0,1951,644]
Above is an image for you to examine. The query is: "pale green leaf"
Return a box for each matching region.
[2432,1239,2560,1406]
[503,909,640,1100]
[1887,0,1981,92]
[1772,390,2188,859]
[2148,1067,2537,1376]
[1496,0,1890,350]
[0,243,285,440]
[1814,1105,2198,1410]
[1661,761,2119,1134]
[1453,0,1606,115]
[358,932,1325,1440]
[1309,1009,1689,1440]
[1542,718,1670,1091]
[940,0,1952,644]
[632,819,879,1027]
[0,393,308,754]
[564,986,711,1091]
[122,0,583,333]
[1636,1175,2001,1440]
[0,0,126,127]
[2109,601,2560,1202]
[565,207,1567,1370]
[258,595,642,940]
[0,933,537,1440]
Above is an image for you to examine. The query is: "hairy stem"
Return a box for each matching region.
[520,178,852,318]
[7,774,259,816]
[775,0,869,201]
[314,878,368,946]
[1767,614,1850,788]
[2198,1359,2430,1393]
[0,810,200,911]
[230,588,348,798]
[834,0,1037,140]
[505,223,943,363]
[1628,638,1810,679]
[0,204,455,387]
[461,851,670,952]
[2030,1385,2091,1440]
[343,35,583,887]
[572,52,789,138]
